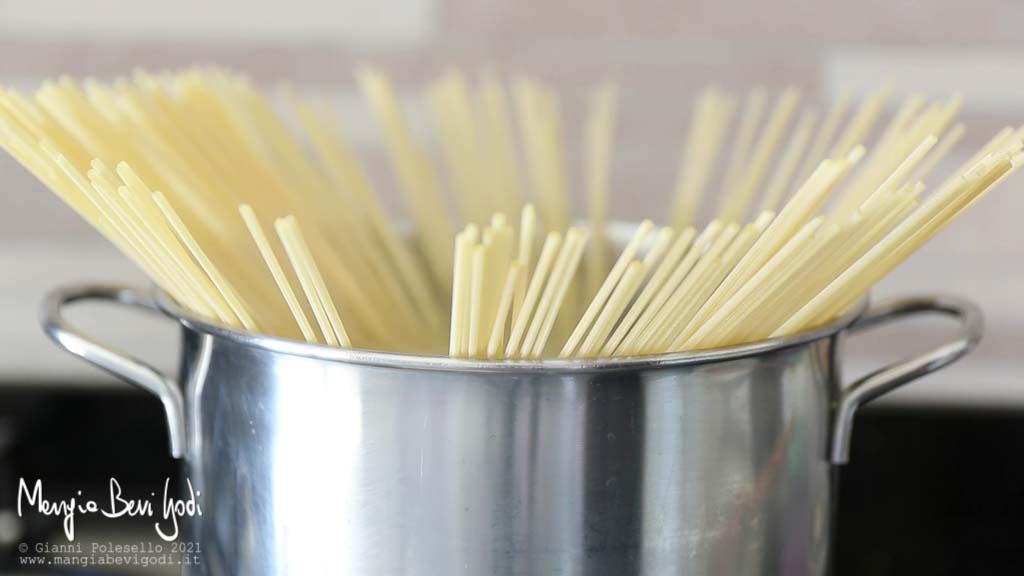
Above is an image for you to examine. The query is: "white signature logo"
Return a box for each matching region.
[17,477,202,542]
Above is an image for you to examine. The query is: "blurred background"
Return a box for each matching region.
[0,1,1023,574]
[0,0,1022,403]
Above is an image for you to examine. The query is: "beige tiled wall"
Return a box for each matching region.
[1,0,1021,400]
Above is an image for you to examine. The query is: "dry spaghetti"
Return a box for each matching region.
[0,67,1019,359]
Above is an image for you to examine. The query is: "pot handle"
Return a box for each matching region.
[40,284,186,459]
[830,295,983,464]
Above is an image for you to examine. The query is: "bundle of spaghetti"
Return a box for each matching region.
[448,204,590,358]
[567,127,1020,357]
[512,98,1018,357]
[0,68,449,353]
[2,66,1022,360]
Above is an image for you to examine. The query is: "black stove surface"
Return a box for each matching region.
[836,407,1024,575]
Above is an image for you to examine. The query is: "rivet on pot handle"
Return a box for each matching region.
[41,284,186,459]
[831,295,983,464]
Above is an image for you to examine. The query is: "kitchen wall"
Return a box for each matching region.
[0,0,1021,403]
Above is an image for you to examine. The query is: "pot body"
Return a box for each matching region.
[41,285,981,576]
[181,327,838,576]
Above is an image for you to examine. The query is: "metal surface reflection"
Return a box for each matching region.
[42,285,982,576]
[182,333,831,576]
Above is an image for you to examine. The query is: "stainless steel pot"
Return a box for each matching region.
[41,283,981,576]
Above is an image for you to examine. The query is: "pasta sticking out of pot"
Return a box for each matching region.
[0,68,1020,358]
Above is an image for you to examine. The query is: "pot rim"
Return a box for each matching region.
[155,289,867,373]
